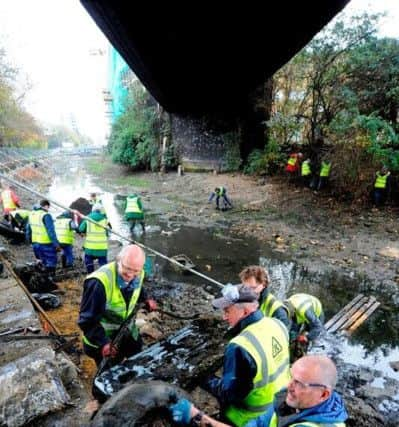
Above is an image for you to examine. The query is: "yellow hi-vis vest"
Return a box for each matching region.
[55,218,74,245]
[301,160,311,176]
[82,262,145,347]
[11,209,30,219]
[268,413,345,427]
[83,218,108,250]
[125,196,143,214]
[29,210,52,244]
[320,161,331,177]
[287,156,297,166]
[287,294,322,325]
[216,187,226,196]
[260,293,288,319]
[225,317,290,427]
[1,190,17,211]
[374,171,390,189]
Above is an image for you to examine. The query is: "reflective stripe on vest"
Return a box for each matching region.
[1,190,16,210]
[29,210,52,244]
[374,172,390,189]
[82,262,144,347]
[83,218,108,250]
[320,162,331,177]
[11,209,30,219]
[55,218,74,245]
[301,160,311,176]
[125,196,143,214]
[260,293,288,319]
[287,294,322,325]
[287,157,296,166]
[225,317,290,427]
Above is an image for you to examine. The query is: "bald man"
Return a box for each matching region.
[78,244,158,366]
[169,355,348,427]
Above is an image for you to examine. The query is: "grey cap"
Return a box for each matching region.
[212,284,258,309]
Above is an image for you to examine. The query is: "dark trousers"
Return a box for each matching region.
[373,188,387,206]
[84,253,107,273]
[216,195,232,209]
[32,243,58,268]
[129,219,145,233]
[83,333,143,366]
[60,244,74,267]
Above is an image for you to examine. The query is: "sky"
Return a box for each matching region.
[0,0,398,147]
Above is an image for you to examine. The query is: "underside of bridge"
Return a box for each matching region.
[81,2,350,169]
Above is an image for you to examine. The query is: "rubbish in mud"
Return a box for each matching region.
[0,332,78,342]
[0,303,14,314]
[14,262,58,293]
[91,381,191,427]
[32,292,61,309]
[0,219,25,243]
[170,253,196,273]
[325,294,380,334]
[93,317,226,400]
[0,326,41,337]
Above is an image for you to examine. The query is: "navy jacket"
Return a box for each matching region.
[205,310,264,407]
[78,272,149,347]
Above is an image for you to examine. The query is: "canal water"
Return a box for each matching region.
[47,162,399,382]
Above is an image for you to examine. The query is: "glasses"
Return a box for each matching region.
[290,371,328,390]
[118,261,139,274]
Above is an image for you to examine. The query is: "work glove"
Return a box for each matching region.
[169,398,192,424]
[145,299,158,311]
[101,342,118,358]
[297,334,308,344]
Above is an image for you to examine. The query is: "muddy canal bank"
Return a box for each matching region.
[0,154,398,425]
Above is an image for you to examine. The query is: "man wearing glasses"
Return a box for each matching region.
[169,355,348,426]
[78,244,158,366]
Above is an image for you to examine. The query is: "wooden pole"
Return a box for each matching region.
[327,296,370,333]
[324,294,364,330]
[0,253,62,336]
[346,302,381,335]
[338,297,377,332]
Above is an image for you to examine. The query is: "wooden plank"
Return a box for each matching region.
[327,297,370,333]
[338,297,377,331]
[345,302,381,335]
[324,294,364,330]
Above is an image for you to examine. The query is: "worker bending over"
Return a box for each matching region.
[209,186,233,210]
[204,284,290,426]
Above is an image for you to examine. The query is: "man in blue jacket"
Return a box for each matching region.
[169,355,348,427]
[26,199,61,276]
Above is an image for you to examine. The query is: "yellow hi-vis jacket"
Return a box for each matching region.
[11,209,30,219]
[82,262,145,348]
[216,187,226,196]
[319,161,331,177]
[301,160,311,176]
[260,293,288,319]
[29,210,52,244]
[374,171,390,189]
[83,218,108,250]
[287,156,297,166]
[287,294,323,325]
[225,317,290,427]
[125,196,143,214]
[1,190,17,211]
[268,413,345,427]
[55,218,74,245]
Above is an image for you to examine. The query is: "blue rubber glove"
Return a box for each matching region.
[169,398,192,424]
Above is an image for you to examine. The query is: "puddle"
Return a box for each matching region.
[47,162,399,382]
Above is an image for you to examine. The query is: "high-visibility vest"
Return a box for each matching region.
[374,171,390,189]
[55,218,74,245]
[260,293,289,319]
[287,156,297,166]
[83,218,108,250]
[301,160,311,176]
[82,262,145,347]
[319,161,331,177]
[11,209,30,219]
[1,190,17,211]
[225,317,290,427]
[216,187,226,196]
[29,210,52,244]
[125,196,143,214]
[268,413,345,427]
[287,294,322,326]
